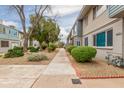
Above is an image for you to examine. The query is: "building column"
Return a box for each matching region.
[122,18,124,59]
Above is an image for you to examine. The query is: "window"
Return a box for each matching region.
[1,41,9,47]
[93,34,96,46]
[14,31,17,36]
[93,7,97,19]
[93,5,103,19]
[0,27,5,34]
[107,30,113,46]
[9,30,11,34]
[84,37,88,46]
[77,41,80,46]
[97,32,105,46]
[93,29,113,47]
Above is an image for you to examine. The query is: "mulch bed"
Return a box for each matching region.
[67,52,124,79]
[0,49,59,65]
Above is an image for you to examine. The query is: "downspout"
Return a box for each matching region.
[122,17,124,60]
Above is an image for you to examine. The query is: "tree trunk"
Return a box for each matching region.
[23,36,29,52]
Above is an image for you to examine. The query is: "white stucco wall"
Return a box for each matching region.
[0,39,20,53]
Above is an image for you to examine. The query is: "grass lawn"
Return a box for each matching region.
[0,48,59,65]
[67,52,124,79]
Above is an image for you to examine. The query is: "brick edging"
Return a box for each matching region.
[80,75,124,79]
[66,50,124,79]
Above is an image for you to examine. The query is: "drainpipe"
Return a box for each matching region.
[122,17,124,60]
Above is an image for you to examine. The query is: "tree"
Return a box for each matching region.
[12,5,49,52]
[30,16,60,48]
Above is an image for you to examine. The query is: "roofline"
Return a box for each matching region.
[69,5,93,32]
[78,5,93,20]
[0,24,21,32]
[67,5,93,40]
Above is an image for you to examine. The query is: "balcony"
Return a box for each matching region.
[107,5,124,18]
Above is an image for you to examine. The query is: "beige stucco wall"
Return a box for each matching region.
[83,6,117,35]
[81,6,123,60]
[72,36,81,46]
[83,18,123,60]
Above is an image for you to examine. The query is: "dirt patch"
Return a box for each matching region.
[67,51,124,79]
[0,49,59,65]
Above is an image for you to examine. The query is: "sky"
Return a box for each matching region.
[0,5,82,43]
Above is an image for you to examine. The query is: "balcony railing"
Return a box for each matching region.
[107,5,124,17]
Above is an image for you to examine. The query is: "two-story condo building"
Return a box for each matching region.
[68,5,124,60]
[67,18,83,46]
[0,23,20,53]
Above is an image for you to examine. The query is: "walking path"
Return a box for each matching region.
[32,48,83,88]
[0,48,124,87]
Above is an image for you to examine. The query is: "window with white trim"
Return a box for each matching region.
[93,29,113,47]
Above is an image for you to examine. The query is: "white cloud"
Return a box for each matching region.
[0,20,17,27]
[59,26,71,43]
[46,5,82,17]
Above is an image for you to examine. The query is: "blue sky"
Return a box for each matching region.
[0,5,82,42]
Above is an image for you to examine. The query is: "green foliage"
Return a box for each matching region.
[41,41,48,50]
[71,46,97,62]
[28,46,39,52]
[48,42,56,52]
[30,16,60,45]
[58,42,65,48]
[13,46,23,50]
[66,45,77,54]
[48,47,53,52]
[28,54,48,61]
[4,46,24,58]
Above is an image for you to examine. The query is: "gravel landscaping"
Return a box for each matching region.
[0,49,59,65]
[67,52,124,79]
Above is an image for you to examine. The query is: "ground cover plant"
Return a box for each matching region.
[28,53,48,61]
[4,46,24,58]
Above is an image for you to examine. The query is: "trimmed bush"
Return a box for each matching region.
[41,41,48,50]
[71,46,97,62]
[66,45,77,53]
[4,46,24,58]
[28,46,39,52]
[48,42,56,52]
[28,54,48,61]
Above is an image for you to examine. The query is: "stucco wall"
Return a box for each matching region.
[83,6,118,35]
[83,19,123,60]
[0,39,20,53]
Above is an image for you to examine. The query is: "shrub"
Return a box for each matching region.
[66,45,77,53]
[71,46,97,62]
[14,46,23,51]
[41,41,48,50]
[4,46,24,58]
[28,54,48,61]
[48,42,56,52]
[48,46,53,52]
[58,42,64,48]
[28,46,39,52]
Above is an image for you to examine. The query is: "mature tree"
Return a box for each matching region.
[12,5,49,52]
[30,16,60,48]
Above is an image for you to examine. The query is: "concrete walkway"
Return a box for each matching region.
[0,48,124,88]
[32,48,83,88]
[0,65,47,88]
